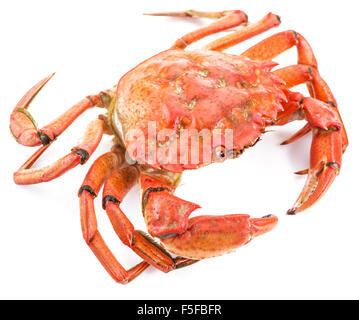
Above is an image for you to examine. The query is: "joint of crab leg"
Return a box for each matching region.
[279,94,342,146]
[78,157,152,283]
[275,64,348,151]
[40,95,99,143]
[101,167,138,246]
[72,149,89,164]
[83,227,150,283]
[161,214,278,260]
[78,151,123,198]
[301,98,342,131]
[102,166,139,207]
[12,119,104,185]
[102,195,120,209]
[79,152,124,244]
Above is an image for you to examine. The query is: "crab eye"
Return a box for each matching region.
[213,145,227,162]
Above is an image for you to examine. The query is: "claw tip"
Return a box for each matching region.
[287,208,297,216]
[262,214,274,219]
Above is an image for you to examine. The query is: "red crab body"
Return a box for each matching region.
[117,49,286,172]
[10,10,347,283]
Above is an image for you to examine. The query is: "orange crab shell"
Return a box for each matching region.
[115,49,286,172]
[9,8,348,284]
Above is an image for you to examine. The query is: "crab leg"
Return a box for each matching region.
[204,13,281,51]
[287,97,343,214]
[80,153,195,280]
[146,10,248,49]
[10,74,54,146]
[241,30,317,67]
[288,127,342,215]
[102,168,199,273]
[78,150,150,283]
[14,119,103,185]
[11,75,116,185]
[141,173,278,260]
[10,74,104,147]
[280,123,311,145]
[274,65,348,150]
[241,31,348,149]
[88,232,149,283]
[276,90,344,214]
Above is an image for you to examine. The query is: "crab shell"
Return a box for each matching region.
[115,49,286,172]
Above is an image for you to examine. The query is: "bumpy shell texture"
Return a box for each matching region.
[116,49,286,172]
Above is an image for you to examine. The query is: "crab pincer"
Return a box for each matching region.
[161,214,278,259]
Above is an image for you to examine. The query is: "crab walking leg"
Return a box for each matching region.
[288,129,342,215]
[287,97,343,215]
[102,168,198,273]
[14,119,104,185]
[204,13,281,51]
[89,231,149,283]
[146,10,248,49]
[241,30,318,67]
[10,74,104,147]
[242,30,317,107]
[241,31,348,148]
[274,91,344,214]
[79,151,150,283]
[240,31,316,145]
[274,65,348,150]
[10,74,54,146]
[141,174,278,259]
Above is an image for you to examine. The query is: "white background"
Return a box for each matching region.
[0,0,358,300]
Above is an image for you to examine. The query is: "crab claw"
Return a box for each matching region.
[10,73,55,146]
[288,128,343,215]
[141,174,200,238]
[161,214,278,259]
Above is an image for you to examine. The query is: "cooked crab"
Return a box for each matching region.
[10,10,347,283]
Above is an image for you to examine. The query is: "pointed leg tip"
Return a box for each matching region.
[45,72,56,82]
[261,214,276,220]
[143,11,190,17]
[294,169,309,175]
[287,208,297,216]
